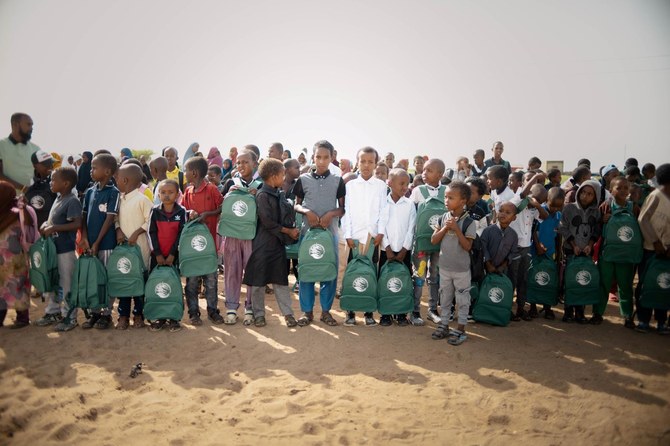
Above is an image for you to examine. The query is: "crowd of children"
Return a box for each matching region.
[1,140,669,346]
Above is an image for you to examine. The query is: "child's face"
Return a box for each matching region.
[548,198,564,215]
[313,147,332,175]
[207,170,222,186]
[468,183,481,202]
[384,153,395,168]
[184,167,197,184]
[445,187,467,213]
[116,172,129,194]
[285,162,300,180]
[159,183,178,205]
[49,172,68,194]
[577,185,596,208]
[629,185,642,203]
[492,143,504,159]
[374,165,388,182]
[267,170,285,188]
[508,174,521,191]
[497,203,517,227]
[422,161,443,186]
[473,152,484,165]
[90,159,110,183]
[611,179,629,202]
[236,154,255,179]
[414,157,424,173]
[529,161,541,170]
[357,152,377,180]
[34,161,53,178]
[389,174,409,198]
[487,171,505,191]
[164,149,177,170]
[550,172,561,184]
[457,158,469,170]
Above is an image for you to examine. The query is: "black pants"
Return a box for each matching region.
[635,250,668,325]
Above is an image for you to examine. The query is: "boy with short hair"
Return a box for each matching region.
[464,176,490,234]
[545,168,562,191]
[342,147,389,326]
[483,141,511,173]
[471,149,487,176]
[79,153,120,329]
[374,161,389,182]
[410,158,446,325]
[37,167,83,331]
[163,147,186,192]
[429,181,476,345]
[565,165,592,203]
[481,201,518,275]
[294,140,346,326]
[207,165,224,194]
[114,164,153,329]
[182,156,224,326]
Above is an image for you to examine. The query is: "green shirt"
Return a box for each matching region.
[0,136,40,188]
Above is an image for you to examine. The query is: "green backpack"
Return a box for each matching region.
[297,228,337,283]
[413,185,446,253]
[564,256,600,306]
[285,213,303,259]
[640,257,670,310]
[218,178,262,240]
[472,273,514,327]
[144,266,184,321]
[28,236,59,293]
[527,255,559,306]
[601,206,643,264]
[107,244,146,297]
[340,244,378,313]
[377,260,413,314]
[68,254,108,311]
[178,220,218,277]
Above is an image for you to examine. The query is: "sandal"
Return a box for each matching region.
[320,311,338,326]
[243,310,254,326]
[285,314,298,327]
[297,311,313,327]
[447,330,467,346]
[431,323,450,340]
[223,311,238,325]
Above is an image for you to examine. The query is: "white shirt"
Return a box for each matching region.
[382,195,417,252]
[341,175,389,245]
[410,183,443,205]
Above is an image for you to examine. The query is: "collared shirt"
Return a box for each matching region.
[293,169,346,235]
[166,166,186,190]
[116,188,153,268]
[182,181,223,240]
[0,135,40,187]
[481,223,518,268]
[483,157,511,173]
[639,189,670,251]
[382,195,416,252]
[341,175,389,245]
[410,183,444,205]
[83,181,120,251]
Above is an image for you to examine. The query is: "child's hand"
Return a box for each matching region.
[42,224,55,237]
[603,213,611,224]
[156,255,166,266]
[583,245,592,256]
[166,254,175,265]
[128,234,138,246]
[346,238,355,249]
[305,211,320,228]
[486,262,496,274]
[373,233,383,246]
[444,217,458,232]
[386,247,396,262]
[91,242,100,256]
[536,243,547,256]
[189,210,199,220]
[116,228,126,244]
[249,188,257,196]
[319,214,333,229]
[286,227,300,240]
[79,238,90,252]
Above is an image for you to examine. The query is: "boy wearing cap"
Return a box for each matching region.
[25,151,58,227]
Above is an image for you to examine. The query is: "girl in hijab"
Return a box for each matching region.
[207,147,224,168]
[76,151,93,197]
[120,147,134,161]
[0,181,35,327]
[183,142,199,165]
[221,159,233,182]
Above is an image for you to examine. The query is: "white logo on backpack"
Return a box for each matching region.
[534,271,550,286]
[386,277,403,293]
[352,277,368,293]
[488,287,504,303]
[232,200,248,217]
[576,270,591,286]
[155,282,172,299]
[117,257,132,274]
[616,226,634,242]
[30,195,45,210]
[33,251,42,268]
[191,235,207,252]
[309,243,325,259]
[428,214,441,228]
[658,272,670,290]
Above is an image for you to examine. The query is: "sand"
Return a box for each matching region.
[1,282,669,446]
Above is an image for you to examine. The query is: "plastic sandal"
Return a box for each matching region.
[447,330,467,346]
[431,323,450,340]
[242,310,254,326]
[285,314,298,327]
[223,311,238,325]
[320,311,338,326]
[297,312,313,327]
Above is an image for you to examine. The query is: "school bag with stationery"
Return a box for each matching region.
[639,257,670,310]
[28,236,60,293]
[600,204,643,264]
[107,243,146,297]
[377,260,413,314]
[340,242,378,313]
[564,255,600,306]
[472,273,514,327]
[144,265,184,321]
[218,178,263,240]
[297,227,337,282]
[527,255,560,306]
[67,254,108,315]
[178,219,218,277]
[413,185,446,253]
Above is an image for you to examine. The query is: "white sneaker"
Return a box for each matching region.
[427,309,442,324]
[409,313,425,326]
[242,309,254,326]
[223,311,238,325]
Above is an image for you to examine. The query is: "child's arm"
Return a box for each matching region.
[320,199,345,231]
[530,197,549,220]
[91,214,116,255]
[41,216,82,237]
[166,208,187,266]
[148,209,165,265]
[294,197,320,228]
[519,172,546,198]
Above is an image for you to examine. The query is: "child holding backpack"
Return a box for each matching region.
[242,159,300,327]
[430,181,477,345]
[36,167,82,331]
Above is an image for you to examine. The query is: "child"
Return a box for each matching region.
[527,157,542,171]
[471,149,487,177]
[453,156,473,181]
[36,167,83,331]
[410,158,446,325]
[26,150,57,227]
[529,187,565,320]
[342,147,389,326]
[79,153,120,329]
[294,140,346,326]
[114,164,153,329]
[430,181,477,345]
[283,158,301,287]
[221,151,260,325]
[242,159,300,327]
[545,168,562,191]
[481,201,518,276]
[483,141,511,173]
[635,163,670,333]
[374,162,389,182]
[379,168,416,326]
[486,166,516,222]
[208,165,225,194]
[76,151,93,198]
[164,147,186,192]
[122,158,154,203]
[412,155,425,181]
[594,177,638,327]
[559,179,602,323]
[182,156,225,326]
[148,179,187,332]
[565,166,592,203]
[464,176,490,234]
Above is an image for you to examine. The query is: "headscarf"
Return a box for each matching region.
[183,142,199,164]
[207,147,223,168]
[77,151,93,194]
[221,159,233,178]
[50,152,62,169]
[0,181,19,235]
[120,148,133,159]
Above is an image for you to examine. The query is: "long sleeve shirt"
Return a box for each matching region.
[382,195,416,252]
[341,175,389,245]
[480,223,518,268]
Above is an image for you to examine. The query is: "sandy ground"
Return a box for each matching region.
[1,278,669,446]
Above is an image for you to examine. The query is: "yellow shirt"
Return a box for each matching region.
[166,167,185,189]
[116,189,153,269]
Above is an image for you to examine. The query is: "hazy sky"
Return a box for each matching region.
[1,0,668,170]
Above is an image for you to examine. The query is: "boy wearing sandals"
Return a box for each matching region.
[243,159,300,327]
[430,181,476,346]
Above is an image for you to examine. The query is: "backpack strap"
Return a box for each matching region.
[419,186,430,200]
[178,171,185,193]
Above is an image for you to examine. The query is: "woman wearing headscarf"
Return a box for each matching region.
[120,147,134,161]
[207,147,223,168]
[183,142,199,165]
[76,151,93,197]
[221,159,233,182]
[50,152,63,169]
[0,181,33,327]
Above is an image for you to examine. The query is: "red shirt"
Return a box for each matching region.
[182,181,223,239]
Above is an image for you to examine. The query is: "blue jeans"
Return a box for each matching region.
[185,272,219,317]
